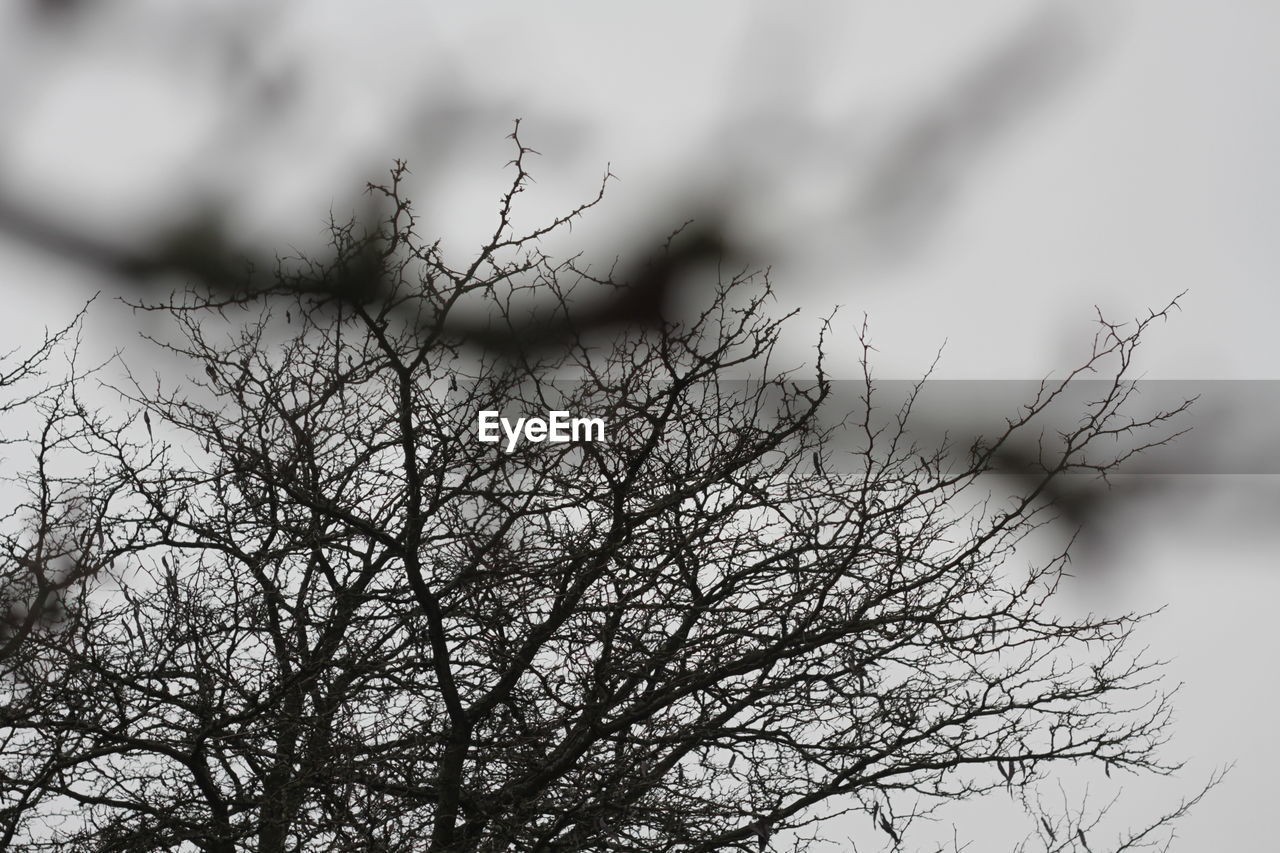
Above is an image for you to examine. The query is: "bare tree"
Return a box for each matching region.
[0,134,1209,852]
[0,303,148,847]
[0,304,107,663]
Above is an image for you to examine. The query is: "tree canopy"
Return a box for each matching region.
[0,133,1211,853]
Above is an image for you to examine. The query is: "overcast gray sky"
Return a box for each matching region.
[0,2,1275,849]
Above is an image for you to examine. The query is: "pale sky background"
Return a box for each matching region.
[0,1,1276,849]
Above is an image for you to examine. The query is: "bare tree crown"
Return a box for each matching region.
[0,131,1214,853]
